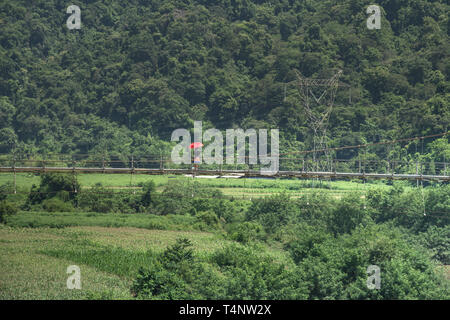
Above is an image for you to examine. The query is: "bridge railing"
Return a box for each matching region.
[0,154,448,178]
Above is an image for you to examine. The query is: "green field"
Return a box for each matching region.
[0,172,400,200]
[1,172,447,300]
[0,215,289,300]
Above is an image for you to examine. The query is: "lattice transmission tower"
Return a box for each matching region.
[294,69,343,172]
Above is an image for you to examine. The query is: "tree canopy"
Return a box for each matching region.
[0,0,448,160]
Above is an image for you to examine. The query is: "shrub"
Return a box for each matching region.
[0,182,14,201]
[329,194,372,235]
[411,226,450,264]
[140,181,156,207]
[154,180,193,215]
[284,224,332,264]
[211,244,307,299]
[131,238,224,299]
[294,224,450,299]
[227,221,266,244]
[160,238,194,269]
[77,186,141,213]
[195,211,220,227]
[42,197,74,212]
[0,200,18,223]
[367,185,449,232]
[246,193,298,235]
[28,173,80,205]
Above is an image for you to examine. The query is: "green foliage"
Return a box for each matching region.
[160,238,194,270]
[294,192,336,230]
[329,194,372,235]
[132,238,308,299]
[410,226,450,264]
[27,173,79,206]
[77,185,141,214]
[4,181,450,300]
[1,0,449,300]
[195,211,220,229]
[211,244,308,299]
[290,224,449,299]
[0,200,18,223]
[140,181,156,208]
[42,197,74,212]
[246,193,298,234]
[0,0,447,160]
[154,180,193,215]
[0,182,13,201]
[284,224,332,264]
[227,221,266,244]
[132,238,222,299]
[367,184,449,232]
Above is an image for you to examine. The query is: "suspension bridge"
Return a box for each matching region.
[0,140,448,182]
[0,163,448,181]
[1,132,448,185]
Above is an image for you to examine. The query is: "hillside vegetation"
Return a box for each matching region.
[0,0,449,300]
[0,0,448,160]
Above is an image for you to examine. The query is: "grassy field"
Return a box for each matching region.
[0,172,402,200]
[0,224,132,299]
[5,211,201,231]
[0,212,290,300]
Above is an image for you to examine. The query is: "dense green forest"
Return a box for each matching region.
[0,0,448,160]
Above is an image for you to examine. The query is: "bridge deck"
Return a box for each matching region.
[0,166,448,182]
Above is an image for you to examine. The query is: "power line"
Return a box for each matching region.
[0,131,447,160]
[279,131,449,156]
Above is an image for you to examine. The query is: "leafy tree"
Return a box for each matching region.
[28,173,80,205]
[140,181,156,208]
[0,200,18,223]
[246,193,297,234]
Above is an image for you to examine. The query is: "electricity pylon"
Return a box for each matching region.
[294,69,343,172]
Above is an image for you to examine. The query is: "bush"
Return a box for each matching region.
[211,244,308,299]
[295,192,336,229]
[0,200,18,223]
[284,224,332,264]
[131,238,225,299]
[227,221,266,244]
[329,194,372,235]
[77,186,141,213]
[246,193,298,235]
[28,173,80,206]
[293,224,449,299]
[195,211,220,227]
[154,180,193,215]
[367,185,449,232]
[0,182,14,201]
[42,197,74,212]
[131,238,307,299]
[140,181,156,208]
[411,226,450,264]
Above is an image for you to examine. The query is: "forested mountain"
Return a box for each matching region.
[0,0,448,159]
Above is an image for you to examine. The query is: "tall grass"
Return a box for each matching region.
[40,243,156,278]
[5,211,201,231]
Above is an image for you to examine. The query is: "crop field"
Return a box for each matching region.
[0,219,289,300]
[0,172,400,199]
